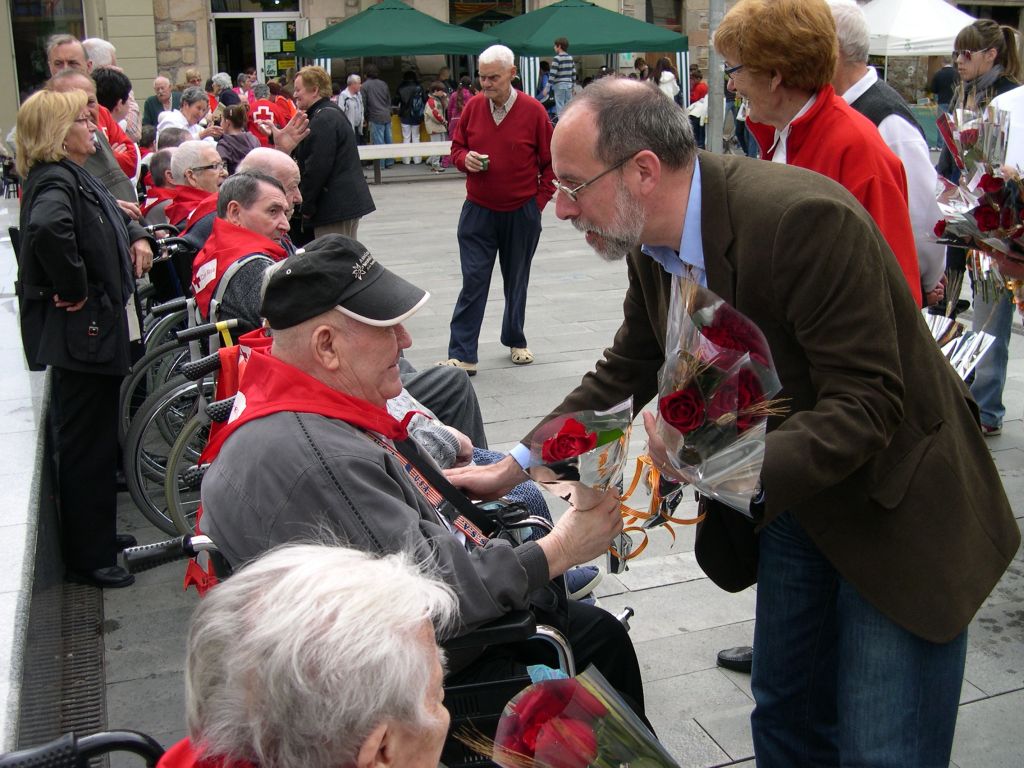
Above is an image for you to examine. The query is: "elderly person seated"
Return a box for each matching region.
[714,0,922,305]
[190,171,290,333]
[158,544,456,768]
[200,235,646,721]
[157,86,223,142]
[166,140,228,258]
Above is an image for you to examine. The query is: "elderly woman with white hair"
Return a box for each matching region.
[157,544,457,768]
[157,86,222,142]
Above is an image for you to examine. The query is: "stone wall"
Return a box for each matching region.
[153,0,210,86]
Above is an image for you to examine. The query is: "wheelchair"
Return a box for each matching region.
[0,731,163,767]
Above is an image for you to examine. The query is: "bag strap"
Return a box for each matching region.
[393,436,499,535]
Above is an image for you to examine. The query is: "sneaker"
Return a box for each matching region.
[982,423,1002,437]
[436,358,477,376]
[565,565,602,600]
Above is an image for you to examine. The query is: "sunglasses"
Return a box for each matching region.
[953,48,991,61]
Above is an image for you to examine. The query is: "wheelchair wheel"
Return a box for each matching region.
[143,307,187,352]
[165,414,210,536]
[119,341,190,444]
[124,376,209,535]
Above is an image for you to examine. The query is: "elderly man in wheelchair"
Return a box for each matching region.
[199,235,647,732]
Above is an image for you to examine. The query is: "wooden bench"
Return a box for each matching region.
[358,141,452,184]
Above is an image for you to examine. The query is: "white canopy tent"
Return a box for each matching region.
[862,0,977,57]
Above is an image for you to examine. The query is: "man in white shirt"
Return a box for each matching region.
[339,74,365,139]
[830,0,946,305]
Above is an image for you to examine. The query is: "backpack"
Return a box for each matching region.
[410,87,426,122]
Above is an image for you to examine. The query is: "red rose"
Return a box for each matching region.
[934,219,947,238]
[735,369,766,432]
[700,305,771,367]
[973,204,1001,232]
[533,718,599,768]
[706,377,739,424]
[496,680,607,757]
[979,174,1005,195]
[659,386,706,434]
[960,128,979,146]
[541,418,598,463]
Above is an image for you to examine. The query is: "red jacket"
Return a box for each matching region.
[451,92,554,212]
[248,98,287,147]
[97,105,138,179]
[190,217,288,319]
[747,86,922,306]
[165,186,218,232]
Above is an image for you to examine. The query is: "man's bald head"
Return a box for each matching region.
[237,147,302,210]
[48,70,99,122]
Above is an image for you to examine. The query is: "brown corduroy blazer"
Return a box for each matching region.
[533,151,1019,643]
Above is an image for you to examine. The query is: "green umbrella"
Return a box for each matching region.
[295,0,498,58]
[486,0,688,56]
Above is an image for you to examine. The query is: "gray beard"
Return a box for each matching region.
[572,182,647,262]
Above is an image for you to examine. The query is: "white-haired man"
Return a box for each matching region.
[340,73,365,137]
[46,33,90,76]
[829,0,946,307]
[143,76,181,127]
[200,236,646,722]
[161,544,457,768]
[439,44,554,375]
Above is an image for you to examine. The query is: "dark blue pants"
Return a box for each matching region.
[751,511,966,767]
[448,199,541,363]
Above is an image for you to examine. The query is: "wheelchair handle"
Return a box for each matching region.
[124,535,216,574]
[205,396,237,423]
[149,296,189,316]
[175,319,237,344]
[180,352,222,381]
[145,222,180,237]
[0,731,164,768]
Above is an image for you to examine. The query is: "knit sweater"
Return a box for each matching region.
[748,85,922,306]
[450,93,554,212]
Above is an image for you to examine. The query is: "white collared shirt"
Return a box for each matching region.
[489,88,518,126]
[770,94,817,165]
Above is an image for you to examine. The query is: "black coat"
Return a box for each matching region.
[18,162,147,375]
[293,97,375,227]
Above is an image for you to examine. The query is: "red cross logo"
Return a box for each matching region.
[253,104,275,122]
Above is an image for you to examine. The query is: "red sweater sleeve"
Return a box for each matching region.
[98,106,138,178]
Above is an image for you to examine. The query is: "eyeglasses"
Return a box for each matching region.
[73,117,92,125]
[953,48,991,61]
[552,155,633,202]
[190,162,228,173]
[724,62,745,79]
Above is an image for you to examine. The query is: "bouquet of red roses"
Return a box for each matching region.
[472,666,679,768]
[527,399,632,513]
[654,279,785,516]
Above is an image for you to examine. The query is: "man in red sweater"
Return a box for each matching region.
[438,44,554,375]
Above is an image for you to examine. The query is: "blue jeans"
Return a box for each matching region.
[970,287,1013,429]
[553,82,573,117]
[370,121,393,167]
[751,511,966,767]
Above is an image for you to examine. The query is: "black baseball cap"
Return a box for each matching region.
[261,235,429,330]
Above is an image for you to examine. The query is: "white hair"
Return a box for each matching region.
[829,0,870,64]
[185,544,457,768]
[170,140,215,183]
[479,44,515,69]
[347,73,362,85]
[212,72,233,90]
[82,37,116,66]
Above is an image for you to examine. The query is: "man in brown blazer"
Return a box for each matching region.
[447,78,1020,766]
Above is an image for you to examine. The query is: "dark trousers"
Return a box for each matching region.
[449,600,648,728]
[50,367,120,571]
[448,199,541,363]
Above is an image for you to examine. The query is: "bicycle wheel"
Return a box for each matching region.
[165,414,210,535]
[118,340,190,444]
[123,376,209,534]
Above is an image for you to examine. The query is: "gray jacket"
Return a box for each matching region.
[362,78,392,124]
[201,411,550,636]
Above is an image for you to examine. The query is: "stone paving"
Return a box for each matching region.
[7,170,1014,767]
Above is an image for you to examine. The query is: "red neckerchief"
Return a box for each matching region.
[200,345,408,460]
[158,738,255,768]
[165,185,218,229]
[141,184,177,217]
[190,218,288,318]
